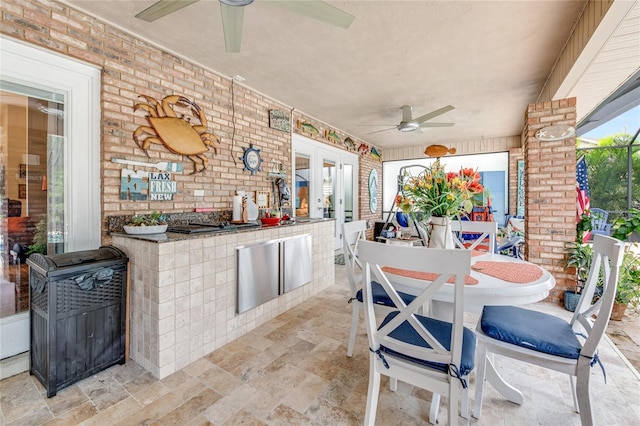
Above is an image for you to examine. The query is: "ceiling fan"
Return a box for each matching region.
[135,0,354,53]
[362,105,455,135]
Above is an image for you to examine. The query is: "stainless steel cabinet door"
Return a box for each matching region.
[236,241,280,314]
[282,234,312,293]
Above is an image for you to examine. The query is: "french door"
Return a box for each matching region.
[0,37,101,370]
[292,134,358,250]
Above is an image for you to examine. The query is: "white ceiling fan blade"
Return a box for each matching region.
[419,122,455,128]
[220,2,245,53]
[400,105,413,123]
[273,1,354,29]
[366,127,396,135]
[413,105,455,124]
[135,0,199,22]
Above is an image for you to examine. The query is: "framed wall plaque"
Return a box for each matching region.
[256,191,270,209]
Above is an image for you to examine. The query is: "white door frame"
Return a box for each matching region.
[292,134,359,250]
[0,37,101,363]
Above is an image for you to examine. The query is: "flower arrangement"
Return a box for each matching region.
[129,211,166,226]
[395,160,486,218]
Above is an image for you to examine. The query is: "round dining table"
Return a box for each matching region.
[383,250,556,420]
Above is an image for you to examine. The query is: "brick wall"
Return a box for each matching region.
[359,155,383,240]
[523,98,577,304]
[1,0,380,243]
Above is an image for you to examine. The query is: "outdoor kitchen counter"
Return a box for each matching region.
[110,218,333,243]
[111,219,335,379]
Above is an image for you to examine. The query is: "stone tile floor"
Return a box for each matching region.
[1,265,639,425]
[606,307,640,373]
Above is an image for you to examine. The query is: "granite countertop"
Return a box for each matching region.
[111,218,334,243]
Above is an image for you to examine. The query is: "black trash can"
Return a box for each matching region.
[27,246,128,397]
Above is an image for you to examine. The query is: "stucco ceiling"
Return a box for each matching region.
[64,0,601,150]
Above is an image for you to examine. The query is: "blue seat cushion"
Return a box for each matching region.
[356,281,416,307]
[378,311,476,377]
[480,305,581,359]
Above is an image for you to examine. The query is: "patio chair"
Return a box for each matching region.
[358,241,474,425]
[473,234,625,425]
[450,220,498,252]
[342,221,416,357]
[590,208,611,237]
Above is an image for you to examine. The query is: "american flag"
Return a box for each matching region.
[576,156,590,221]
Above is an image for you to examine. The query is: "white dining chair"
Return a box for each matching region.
[358,241,474,426]
[450,219,498,252]
[342,221,416,357]
[473,234,625,425]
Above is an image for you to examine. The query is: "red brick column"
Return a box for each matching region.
[523,98,577,304]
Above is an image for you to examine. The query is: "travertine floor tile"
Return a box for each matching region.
[1,265,639,425]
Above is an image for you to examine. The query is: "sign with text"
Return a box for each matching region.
[149,172,177,201]
[269,110,290,132]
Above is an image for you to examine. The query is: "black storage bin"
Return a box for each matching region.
[27,246,128,397]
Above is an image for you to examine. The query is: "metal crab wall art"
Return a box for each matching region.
[133,95,219,174]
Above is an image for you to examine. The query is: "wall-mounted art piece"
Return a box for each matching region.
[296,120,319,137]
[240,144,263,175]
[19,164,26,179]
[133,94,219,174]
[358,143,370,155]
[18,184,26,199]
[370,147,382,162]
[368,169,378,213]
[517,159,525,217]
[343,137,356,152]
[324,129,340,144]
[119,169,149,201]
[269,110,290,132]
[256,191,270,209]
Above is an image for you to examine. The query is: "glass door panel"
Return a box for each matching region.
[322,159,336,219]
[294,154,310,219]
[1,90,64,324]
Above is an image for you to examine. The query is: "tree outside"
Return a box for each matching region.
[578,132,639,221]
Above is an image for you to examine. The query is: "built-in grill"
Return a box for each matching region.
[167,221,260,234]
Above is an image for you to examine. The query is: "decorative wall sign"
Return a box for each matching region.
[240,144,263,175]
[256,191,270,208]
[133,94,219,174]
[269,110,290,132]
[368,169,378,212]
[119,169,149,201]
[296,120,319,137]
[19,164,26,179]
[18,184,26,199]
[517,160,525,217]
[149,172,178,201]
[324,129,340,144]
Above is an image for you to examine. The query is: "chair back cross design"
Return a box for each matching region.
[358,241,474,425]
[473,234,625,425]
[450,220,498,252]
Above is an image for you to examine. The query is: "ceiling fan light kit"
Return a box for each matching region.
[364,104,456,134]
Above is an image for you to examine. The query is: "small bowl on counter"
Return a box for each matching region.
[260,217,281,227]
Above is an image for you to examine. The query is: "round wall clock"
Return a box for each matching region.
[240,144,263,175]
[368,169,378,212]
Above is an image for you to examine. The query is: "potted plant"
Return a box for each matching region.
[564,241,593,311]
[123,211,168,235]
[609,245,640,320]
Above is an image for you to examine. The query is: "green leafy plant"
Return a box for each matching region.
[615,245,640,305]
[26,217,48,255]
[128,211,166,226]
[565,241,593,293]
[577,212,593,242]
[611,209,640,242]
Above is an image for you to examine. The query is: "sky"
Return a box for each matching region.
[581,105,640,140]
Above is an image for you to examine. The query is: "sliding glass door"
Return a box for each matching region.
[0,38,101,370]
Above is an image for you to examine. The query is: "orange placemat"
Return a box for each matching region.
[471,261,543,284]
[381,266,479,285]
[471,250,487,257]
